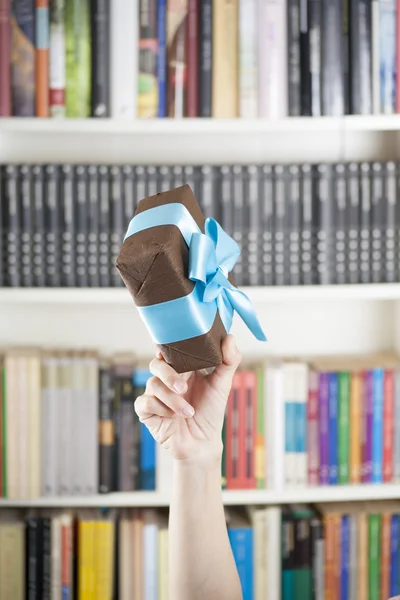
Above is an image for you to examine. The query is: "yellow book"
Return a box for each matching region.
[95,520,115,600]
[212,0,239,117]
[158,525,169,600]
[78,520,96,600]
[0,521,25,600]
[350,371,362,484]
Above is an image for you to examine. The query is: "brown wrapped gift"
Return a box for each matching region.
[116,184,229,373]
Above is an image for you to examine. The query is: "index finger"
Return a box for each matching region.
[149,356,188,395]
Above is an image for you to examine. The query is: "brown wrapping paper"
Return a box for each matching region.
[116,185,227,373]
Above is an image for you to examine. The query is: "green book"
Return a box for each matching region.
[256,367,265,489]
[368,514,381,600]
[65,0,91,117]
[338,372,350,484]
[1,364,6,498]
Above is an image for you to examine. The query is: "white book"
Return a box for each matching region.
[253,508,268,600]
[266,363,285,491]
[110,0,138,119]
[239,0,258,118]
[84,356,99,495]
[72,357,85,495]
[5,355,19,499]
[372,0,380,114]
[143,510,158,600]
[41,358,58,497]
[258,0,288,118]
[266,507,281,600]
[17,355,28,499]
[59,358,73,495]
[292,362,309,487]
[27,354,41,499]
[282,363,297,488]
[51,516,62,600]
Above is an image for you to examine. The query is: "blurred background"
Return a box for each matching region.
[1,0,400,598]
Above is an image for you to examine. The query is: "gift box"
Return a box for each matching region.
[116,184,266,373]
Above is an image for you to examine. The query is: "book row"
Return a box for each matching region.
[2,160,400,288]
[1,0,399,119]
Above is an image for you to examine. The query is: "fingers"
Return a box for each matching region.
[149,356,188,395]
[135,394,175,421]
[208,335,241,396]
[146,376,195,418]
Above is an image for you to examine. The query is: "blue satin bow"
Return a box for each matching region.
[124,203,267,345]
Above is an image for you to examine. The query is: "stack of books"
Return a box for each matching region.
[0,0,398,118]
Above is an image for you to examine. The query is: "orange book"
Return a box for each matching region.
[358,512,368,600]
[332,514,341,600]
[324,514,336,600]
[350,371,362,483]
[36,0,50,117]
[61,514,73,598]
[381,513,391,600]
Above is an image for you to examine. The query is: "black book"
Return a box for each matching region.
[288,165,301,285]
[199,0,212,117]
[384,161,396,283]
[44,165,61,287]
[349,0,372,114]
[220,165,233,236]
[172,165,184,189]
[91,0,110,117]
[157,166,171,194]
[342,0,350,113]
[20,165,33,287]
[347,162,361,284]
[308,0,322,116]
[183,165,197,198]
[88,165,100,287]
[147,165,158,197]
[42,518,51,600]
[300,0,311,115]
[273,165,289,285]
[246,165,260,286]
[4,165,20,287]
[288,0,301,116]
[294,516,312,592]
[300,164,315,285]
[26,517,43,599]
[260,165,274,286]
[32,166,46,287]
[232,165,244,286]
[99,165,110,287]
[122,165,135,225]
[334,163,347,284]
[75,166,89,287]
[60,165,76,287]
[321,0,344,115]
[198,166,218,219]
[360,162,371,283]
[110,166,124,287]
[135,165,147,204]
[0,167,4,286]
[316,163,335,284]
[371,162,384,283]
[99,364,115,494]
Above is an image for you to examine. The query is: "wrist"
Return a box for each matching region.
[172,448,223,472]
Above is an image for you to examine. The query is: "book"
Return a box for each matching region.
[300,164,315,285]
[11,0,35,116]
[260,165,273,286]
[49,0,65,117]
[138,0,158,118]
[372,368,384,483]
[35,0,49,117]
[328,372,339,485]
[0,519,26,599]
[228,515,254,600]
[347,162,360,284]
[65,0,91,117]
[186,0,199,116]
[359,162,371,283]
[381,512,391,600]
[349,0,372,114]
[133,370,155,491]
[87,165,99,287]
[319,372,329,485]
[384,161,396,282]
[287,165,301,285]
[390,514,399,597]
[110,165,124,288]
[338,371,350,484]
[212,0,238,118]
[293,509,313,600]
[238,0,258,118]
[316,163,334,284]
[91,0,110,117]
[334,163,347,284]
[308,0,322,115]
[368,514,381,600]
[273,165,288,286]
[379,0,396,114]
[157,0,167,117]
[110,0,137,118]
[300,0,311,115]
[341,516,350,600]
[60,165,75,287]
[4,165,20,287]
[372,0,380,113]
[44,164,61,287]
[98,165,110,287]
[99,363,114,494]
[0,0,11,116]
[307,370,319,486]
[321,0,344,115]
[287,0,301,116]
[383,369,394,482]
[199,0,212,117]
[19,165,33,287]
[282,512,295,600]
[246,165,260,286]
[349,371,362,483]
[167,0,188,118]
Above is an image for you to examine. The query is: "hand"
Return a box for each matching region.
[135,335,241,464]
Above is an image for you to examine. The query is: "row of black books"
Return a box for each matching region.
[1,161,400,288]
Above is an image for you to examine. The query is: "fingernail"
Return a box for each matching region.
[181,404,195,418]
[173,379,187,394]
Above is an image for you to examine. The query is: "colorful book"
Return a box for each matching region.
[390,514,399,597]
[381,513,391,600]
[372,368,384,483]
[0,0,11,116]
[349,371,362,483]
[228,523,254,600]
[65,0,91,117]
[212,0,238,117]
[49,0,65,117]
[157,0,167,117]
[255,367,265,489]
[383,369,394,482]
[11,0,35,116]
[328,373,338,485]
[341,516,350,600]
[110,0,137,118]
[138,0,158,118]
[282,512,295,600]
[363,370,373,483]
[307,370,319,486]
[167,0,188,117]
[186,0,199,116]
[368,514,381,600]
[319,373,329,485]
[134,370,155,491]
[35,0,49,116]
[338,371,350,484]
[379,0,396,113]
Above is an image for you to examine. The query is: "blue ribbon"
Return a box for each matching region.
[124,203,267,345]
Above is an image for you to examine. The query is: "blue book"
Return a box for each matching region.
[379,0,396,113]
[157,0,167,117]
[328,373,338,485]
[285,401,296,485]
[390,515,399,597]
[341,516,350,600]
[372,369,384,483]
[133,369,155,490]
[228,527,253,600]
[295,401,307,471]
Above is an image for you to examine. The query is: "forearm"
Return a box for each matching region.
[169,457,242,600]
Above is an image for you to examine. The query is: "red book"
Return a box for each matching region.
[186,0,198,116]
[35,0,49,117]
[397,0,400,112]
[61,516,73,593]
[241,370,257,489]
[0,0,11,116]
[226,373,240,489]
[307,369,319,485]
[383,370,394,482]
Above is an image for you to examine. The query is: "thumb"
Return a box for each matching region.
[208,335,241,398]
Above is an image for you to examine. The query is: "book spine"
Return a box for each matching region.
[294,516,312,599]
[11,0,35,116]
[239,0,258,118]
[372,0,380,113]
[135,165,147,202]
[5,165,20,287]
[397,0,400,112]
[258,0,288,118]
[32,165,46,287]
[384,161,396,282]
[74,165,88,287]
[65,0,91,117]
[274,165,288,285]
[157,0,167,117]
[212,0,238,117]
[360,162,371,283]
[110,0,136,118]
[91,0,110,117]
[363,370,373,482]
[350,0,372,113]
[227,374,241,489]
[0,168,4,287]
[20,165,34,287]
[140,424,156,491]
[60,165,75,287]
[319,372,329,484]
[334,163,347,284]
[284,366,297,488]
[199,0,212,117]
[321,0,344,115]
[317,163,335,284]
[110,166,124,287]
[311,518,324,600]
[368,514,381,600]
[349,371,362,483]
[394,370,400,482]
[255,367,265,489]
[167,0,188,117]
[371,162,384,283]
[338,371,350,483]
[36,0,49,117]
[300,164,315,285]
[122,165,135,223]
[220,165,233,236]
[295,365,308,487]
[186,0,199,116]
[347,162,360,283]
[44,164,61,287]
[49,0,65,117]
[261,165,274,286]
[87,166,99,287]
[307,370,319,485]
[99,366,114,493]
[342,0,350,114]
[42,518,51,600]
[228,528,254,600]
[232,166,244,286]
[61,516,72,598]
[390,515,400,597]
[300,0,311,115]
[247,165,260,286]
[341,516,350,600]
[288,0,301,116]
[99,166,110,287]
[139,0,158,118]
[282,515,295,600]
[118,377,135,491]
[324,515,335,600]
[27,518,39,598]
[328,372,338,485]
[381,513,391,600]
[308,0,322,115]
[243,371,257,488]
[380,0,396,113]
[372,368,384,483]
[199,165,218,219]
[349,515,358,600]
[0,0,11,116]
[358,513,368,600]
[383,369,394,482]
[288,165,301,285]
